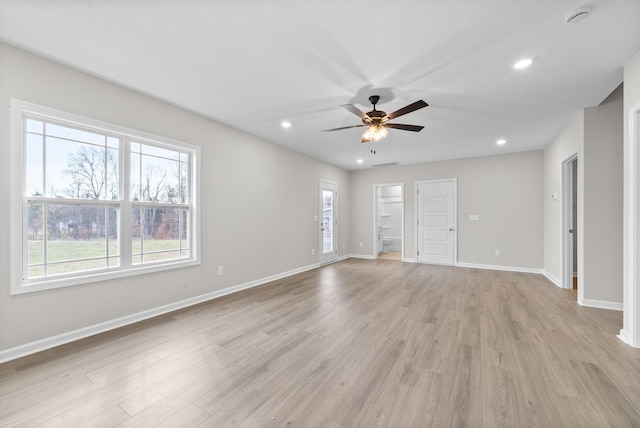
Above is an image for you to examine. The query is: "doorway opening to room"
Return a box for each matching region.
[562,154,578,295]
[374,183,404,261]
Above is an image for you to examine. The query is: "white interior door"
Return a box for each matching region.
[319,180,338,264]
[416,179,456,265]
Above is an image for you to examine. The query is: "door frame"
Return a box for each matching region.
[415,178,457,266]
[372,182,405,260]
[319,179,338,265]
[621,102,640,348]
[562,154,578,291]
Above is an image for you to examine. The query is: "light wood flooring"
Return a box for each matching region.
[378,251,402,261]
[1,259,640,427]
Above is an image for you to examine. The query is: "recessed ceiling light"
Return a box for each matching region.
[496,139,506,145]
[357,158,364,164]
[513,58,533,69]
[281,121,291,128]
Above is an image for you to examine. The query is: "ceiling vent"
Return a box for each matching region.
[371,161,400,168]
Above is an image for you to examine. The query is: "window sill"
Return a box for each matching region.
[11,258,201,295]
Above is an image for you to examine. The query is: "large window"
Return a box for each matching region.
[10,99,200,294]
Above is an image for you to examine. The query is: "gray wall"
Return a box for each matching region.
[543,112,582,283]
[543,84,624,308]
[0,42,350,352]
[583,85,623,305]
[350,151,544,269]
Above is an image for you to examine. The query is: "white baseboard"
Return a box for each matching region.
[455,262,543,275]
[542,270,563,288]
[578,298,623,311]
[0,262,320,364]
[402,257,417,263]
[349,253,376,260]
[618,329,633,346]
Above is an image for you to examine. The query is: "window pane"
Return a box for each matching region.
[131,142,187,204]
[47,259,107,275]
[107,207,120,267]
[141,144,180,160]
[26,118,43,134]
[40,204,114,277]
[323,190,333,253]
[131,207,190,265]
[27,204,44,278]
[179,160,189,203]
[46,122,105,145]
[130,149,141,201]
[26,133,44,196]
[46,136,118,200]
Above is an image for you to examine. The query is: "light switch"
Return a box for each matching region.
[469,214,479,221]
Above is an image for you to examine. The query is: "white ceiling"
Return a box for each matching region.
[1,0,639,171]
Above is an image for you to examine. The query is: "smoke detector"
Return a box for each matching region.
[565,8,590,24]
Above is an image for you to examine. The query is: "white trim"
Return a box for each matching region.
[618,329,632,346]
[403,257,417,263]
[0,262,320,364]
[543,270,563,288]
[349,253,376,260]
[455,262,542,274]
[562,154,578,290]
[625,102,640,347]
[579,298,623,312]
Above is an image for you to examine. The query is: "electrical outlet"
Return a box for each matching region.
[495,250,501,257]
[342,243,346,249]
[218,266,224,275]
[359,242,363,248]
[311,248,315,255]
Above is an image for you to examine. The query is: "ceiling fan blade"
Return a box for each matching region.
[341,104,371,120]
[322,124,367,132]
[385,123,425,132]
[385,100,428,120]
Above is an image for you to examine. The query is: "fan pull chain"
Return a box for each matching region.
[371,140,376,154]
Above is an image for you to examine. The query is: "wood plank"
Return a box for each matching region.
[0,259,639,427]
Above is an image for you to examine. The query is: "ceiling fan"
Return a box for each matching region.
[323,95,428,153]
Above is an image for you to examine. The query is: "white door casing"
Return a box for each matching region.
[319,180,338,265]
[562,154,578,290]
[621,103,640,348]
[416,179,456,265]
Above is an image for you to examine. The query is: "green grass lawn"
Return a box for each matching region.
[27,238,188,277]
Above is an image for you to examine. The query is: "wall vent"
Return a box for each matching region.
[371,162,400,168]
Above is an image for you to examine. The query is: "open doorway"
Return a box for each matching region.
[562,155,578,294]
[374,183,404,261]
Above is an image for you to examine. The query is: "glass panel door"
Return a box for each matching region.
[319,180,338,264]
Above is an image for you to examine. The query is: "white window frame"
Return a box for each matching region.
[9,99,201,295]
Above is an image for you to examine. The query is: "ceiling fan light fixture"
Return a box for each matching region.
[362,124,389,142]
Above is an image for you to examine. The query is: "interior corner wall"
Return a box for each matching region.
[349,151,544,270]
[583,84,623,306]
[543,84,624,308]
[623,48,640,344]
[0,42,349,355]
[543,112,583,285]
